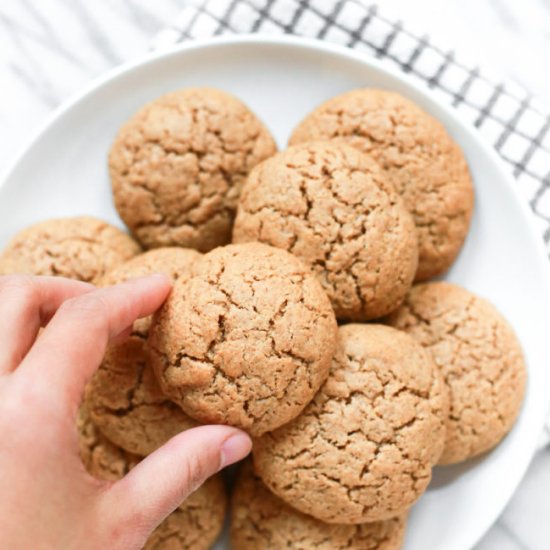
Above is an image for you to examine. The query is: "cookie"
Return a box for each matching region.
[77,407,226,550]
[233,142,418,320]
[231,460,407,550]
[253,324,449,523]
[85,248,200,456]
[385,282,526,464]
[289,89,474,281]
[148,242,338,436]
[77,405,141,480]
[109,87,277,252]
[100,246,201,287]
[0,216,140,283]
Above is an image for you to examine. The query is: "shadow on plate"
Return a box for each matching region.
[430,452,489,489]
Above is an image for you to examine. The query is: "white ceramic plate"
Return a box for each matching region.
[1,36,549,550]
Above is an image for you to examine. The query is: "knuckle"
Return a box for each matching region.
[98,495,151,550]
[0,274,39,303]
[8,377,54,416]
[0,383,50,439]
[101,518,144,550]
[182,452,209,495]
[55,294,111,340]
[58,292,109,321]
[0,390,23,427]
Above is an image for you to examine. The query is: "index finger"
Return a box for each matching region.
[17,274,171,412]
[0,275,94,375]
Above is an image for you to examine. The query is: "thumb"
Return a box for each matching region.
[98,425,251,544]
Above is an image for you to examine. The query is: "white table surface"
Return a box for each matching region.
[1,1,549,548]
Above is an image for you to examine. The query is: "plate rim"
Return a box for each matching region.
[2,34,550,549]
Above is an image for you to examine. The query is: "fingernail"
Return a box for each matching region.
[219,432,252,470]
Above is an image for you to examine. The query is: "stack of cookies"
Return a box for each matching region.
[0,87,527,549]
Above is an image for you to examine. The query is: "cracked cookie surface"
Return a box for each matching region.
[148,242,338,436]
[253,324,449,523]
[289,89,474,281]
[233,142,418,321]
[231,460,407,550]
[77,407,226,550]
[0,216,140,283]
[385,282,526,464]
[109,87,277,252]
[85,248,200,456]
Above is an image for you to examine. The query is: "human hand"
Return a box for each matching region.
[0,274,252,550]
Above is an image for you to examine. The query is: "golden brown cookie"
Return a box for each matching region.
[109,87,277,252]
[231,461,407,550]
[0,216,140,283]
[77,407,226,550]
[77,405,142,480]
[148,242,338,436]
[233,142,418,321]
[289,89,474,281]
[100,247,201,287]
[385,282,526,464]
[253,324,449,524]
[85,248,200,456]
